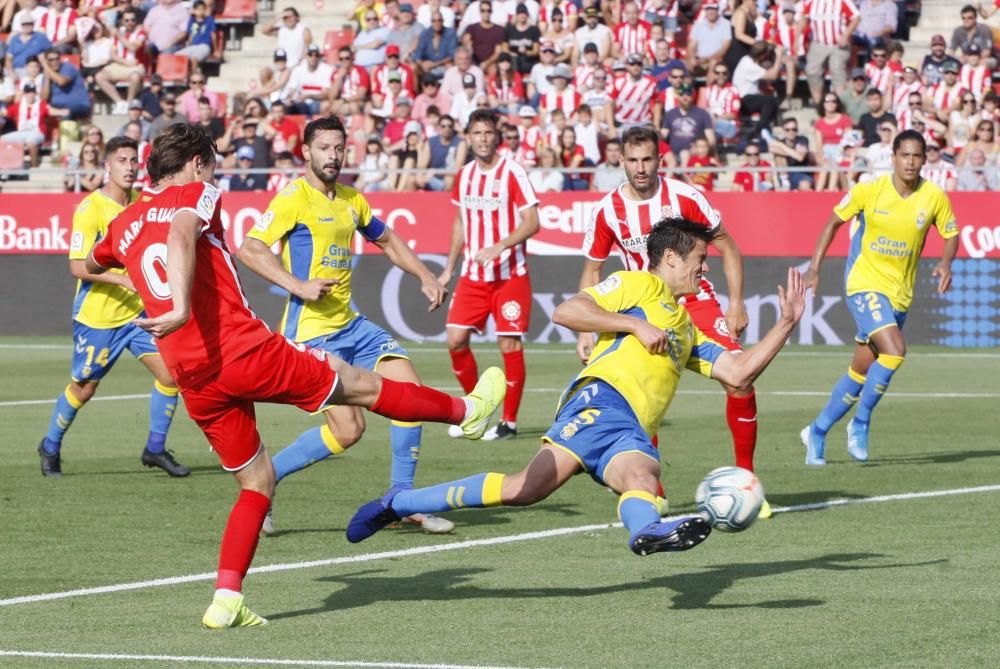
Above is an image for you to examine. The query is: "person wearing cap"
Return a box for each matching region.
[760,3,804,104]
[4,11,52,77]
[462,1,506,68]
[116,99,152,141]
[921,141,958,191]
[368,69,406,119]
[287,44,334,115]
[504,2,542,74]
[515,104,543,148]
[527,40,558,99]
[414,9,459,77]
[539,63,580,119]
[442,46,485,98]
[228,146,268,192]
[839,67,871,123]
[263,6,312,70]
[574,42,603,91]
[607,51,660,135]
[920,34,962,87]
[573,5,613,64]
[372,44,417,104]
[926,60,968,122]
[2,80,49,166]
[854,0,898,57]
[958,44,991,103]
[258,48,293,104]
[949,5,994,66]
[354,5,392,67]
[387,2,423,60]
[448,71,482,128]
[147,91,184,137]
[797,0,860,106]
[612,1,653,62]
[138,74,165,121]
[686,1,731,74]
[328,47,371,117]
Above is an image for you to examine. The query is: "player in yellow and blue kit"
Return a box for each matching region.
[238,116,456,535]
[801,129,959,465]
[347,218,807,555]
[37,136,189,477]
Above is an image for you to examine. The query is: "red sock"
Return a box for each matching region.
[215,489,270,592]
[501,349,525,424]
[449,348,479,394]
[726,391,758,471]
[371,378,465,424]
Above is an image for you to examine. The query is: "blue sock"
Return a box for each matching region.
[272,425,345,483]
[44,386,84,454]
[392,472,505,517]
[854,355,904,424]
[814,369,865,435]
[618,491,661,537]
[146,381,179,453]
[389,421,422,488]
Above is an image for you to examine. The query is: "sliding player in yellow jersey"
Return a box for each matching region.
[37,136,189,477]
[347,218,806,556]
[801,129,959,465]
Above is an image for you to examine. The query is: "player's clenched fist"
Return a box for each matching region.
[293,278,339,301]
[630,319,669,355]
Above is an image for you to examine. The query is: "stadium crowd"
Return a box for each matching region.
[0,0,998,192]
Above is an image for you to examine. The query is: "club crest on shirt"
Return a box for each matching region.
[349,207,360,229]
[501,300,522,321]
[916,210,927,230]
[714,317,731,338]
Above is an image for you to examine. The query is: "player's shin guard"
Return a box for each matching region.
[726,390,758,471]
[389,421,422,488]
[814,368,865,434]
[216,490,271,593]
[501,349,526,425]
[43,386,84,453]
[618,490,661,537]
[272,425,345,483]
[449,347,479,394]
[370,378,466,424]
[854,355,904,424]
[391,472,505,516]
[146,380,179,454]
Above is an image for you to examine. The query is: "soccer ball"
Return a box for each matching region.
[694,466,765,532]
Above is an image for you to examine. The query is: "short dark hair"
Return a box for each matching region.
[466,108,500,131]
[303,115,347,146]
[866,87,882,97]
[647,217,719,268]
[892,129,926,154]
[197,95,211,106]
[104,136,138,159]
[147,123,217,185]
[961,4,976,15]
[284,6,300,17]
[621,124,659,151]
[605,138,622,149]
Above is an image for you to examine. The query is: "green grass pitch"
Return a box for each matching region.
[1,338,998,668]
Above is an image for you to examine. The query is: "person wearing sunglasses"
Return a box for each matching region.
[946,93,980,153]
[732,141,777,192]
[353,8,393,68]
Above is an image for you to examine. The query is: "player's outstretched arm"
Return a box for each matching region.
[554,292,669,355]
[575,258,605,364]
[134,212,200,339]
[238,237,338,302]
[710,268,805,392]
[804,213,848,292]
[932,236,959,294]
[374,226,448,311]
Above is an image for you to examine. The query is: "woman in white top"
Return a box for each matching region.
[529,146,564,192]
[946,93,979,156]
[264,7,312,69]
[355,136,394,192]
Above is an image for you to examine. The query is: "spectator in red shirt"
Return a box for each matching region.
[2,81,49,166]
[261,100,301,160]
[558,125,588,190]
[684,137,720,192]
[732,141,777,191]
[813,92,854,190]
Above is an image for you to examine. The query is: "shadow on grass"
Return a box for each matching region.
[65,464,222,478]
[267,552,946,620]
[860,450,1000,466]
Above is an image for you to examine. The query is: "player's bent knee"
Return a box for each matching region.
[70,381,98,404]
[497,336,523,353]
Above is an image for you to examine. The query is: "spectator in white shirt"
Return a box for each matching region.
[262,6,312,70]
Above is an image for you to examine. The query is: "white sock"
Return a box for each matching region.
[216,588,241,599]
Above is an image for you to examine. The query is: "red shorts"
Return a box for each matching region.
[684,297,742,352]
[446,273,532,336]
[182,333,339,471]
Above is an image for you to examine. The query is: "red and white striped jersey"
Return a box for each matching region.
[764,18,806,57]
[267,172,294,192]
[574,63,601,91]
[487,73,526,105]
[539,0,578,24]
[498,143,538,167]
[641,0,678,21]
[661,85,680,111]
[452,156,540,282]
[921,161,955,190]
[80,0,113,11]
[801,0,858,46]
[339,64,371,99]
[583,175,722,301]
[892,79,923,117]
[702,82,741,118]
[540,86,582,118]
[9,99,48,133]
[929,81,967,113]
[542,123,562,148]
[39,7,79,42]
[518,124,542,150]
[959,64,990,102]
[864,61,893,97]
[371,63,416,97]
[114,26,147,62]
[611,74,658,124]
[614,20,652,57]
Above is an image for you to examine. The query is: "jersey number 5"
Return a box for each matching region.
[141,243,171,300]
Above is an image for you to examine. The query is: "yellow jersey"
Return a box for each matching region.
[245,177,388,342]
[68,189,143,329]
[573,271,726,436]
[835,174,958,312]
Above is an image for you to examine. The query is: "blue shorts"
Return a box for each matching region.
[848,291,908,344]
[542,379,658,486]
[302,315,408,372]
[71,320,158,383]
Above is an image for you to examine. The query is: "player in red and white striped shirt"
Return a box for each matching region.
[699,64,741,137]
[371,49,417,98]
[577,124,768,516]
[4,83,49,166]
[959,46,991,103]
[38,0,79,51]
[608,54,661,130]
[799,0,859,105]
[441,109,541,441]
[613,2,652,60]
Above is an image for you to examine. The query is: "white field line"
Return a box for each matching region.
[0,651,555,669]
[2,387,998,409]
[2,483,999,610]
[1,343,999,359]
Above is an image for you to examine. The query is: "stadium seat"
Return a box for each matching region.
[61,53,81,69]
[155,54,190,84]
[0,143,25,169]
[217,0,257,20]
[323,30,355,64]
